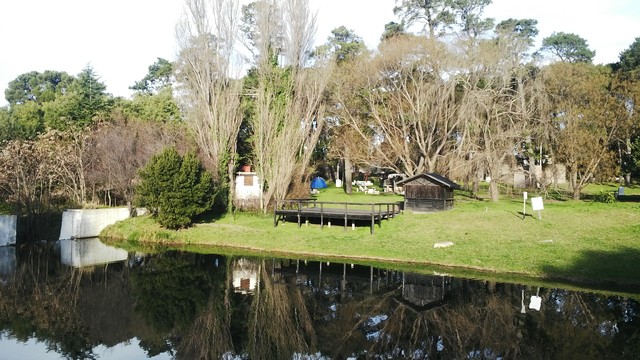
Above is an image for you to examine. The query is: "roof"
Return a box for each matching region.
[395,173,460,189]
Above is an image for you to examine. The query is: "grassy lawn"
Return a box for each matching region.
[102,183,640,295]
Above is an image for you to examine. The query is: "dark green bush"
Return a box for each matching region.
[136,147,214,229]
[0,200,12,214]
[594,190,616,203]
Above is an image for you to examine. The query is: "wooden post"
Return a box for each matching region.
[274,200,278,227]
[344,203,348,231]
[297,201,301,227]
[442,187,447,210]
[370,204,375,235]
[320,203,324,229]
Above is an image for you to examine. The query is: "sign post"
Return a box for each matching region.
[531,196,544,220]
[522,192,528,219]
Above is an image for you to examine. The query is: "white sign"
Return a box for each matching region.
[529,295,542,311]
[531,197,544,211]
[523,191,528,200]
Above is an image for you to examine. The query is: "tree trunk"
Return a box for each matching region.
[572,187,581,200]
[489,180,499,202]
[344,156,352,194]
[227,160,236,215]
[570,170,580,200]
[624,137,632,186]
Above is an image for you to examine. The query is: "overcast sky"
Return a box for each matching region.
[0,0,638,106]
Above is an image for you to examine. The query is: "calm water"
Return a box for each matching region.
[0,239,639,360]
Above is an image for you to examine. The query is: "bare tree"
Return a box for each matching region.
[334,35,465,177]
[450,36,547,201]
[281,0,317,68]
[0,134,61,215]
[176,0,244,211]
[245,0,332,211]
[85,119,187,210]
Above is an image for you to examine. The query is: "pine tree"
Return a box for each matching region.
[136,148,214,229]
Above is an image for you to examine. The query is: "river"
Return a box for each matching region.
[0,238,638,359]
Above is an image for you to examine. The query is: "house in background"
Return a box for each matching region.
[235,166,261,209]
[396,173,460,212]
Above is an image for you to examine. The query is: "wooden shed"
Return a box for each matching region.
[396,173,460,212]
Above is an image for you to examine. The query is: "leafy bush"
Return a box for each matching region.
[0,200,12,214]
[594,190,616,203]
[136,147,214,229]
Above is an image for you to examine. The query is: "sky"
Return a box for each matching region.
[0,0,638,107]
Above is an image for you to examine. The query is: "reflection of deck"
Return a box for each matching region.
[274,199,402,234]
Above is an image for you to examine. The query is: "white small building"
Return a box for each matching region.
[235,167,261,209]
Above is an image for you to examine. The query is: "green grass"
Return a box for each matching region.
[582,182,640,195]
[102,184,640,295]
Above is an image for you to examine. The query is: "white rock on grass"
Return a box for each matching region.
[433,241,454,248]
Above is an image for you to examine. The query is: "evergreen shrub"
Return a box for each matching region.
[136,147,213,229]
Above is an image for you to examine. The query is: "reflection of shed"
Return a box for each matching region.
[396,173,460,212]
[401,273,451,310]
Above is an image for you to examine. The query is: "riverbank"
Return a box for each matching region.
[101,190,640,291]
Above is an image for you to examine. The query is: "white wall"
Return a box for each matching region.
[0,215,17,246]
[59,208,130,240]
[235,172,261,200]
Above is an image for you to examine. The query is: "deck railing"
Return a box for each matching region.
[274,199,403,234]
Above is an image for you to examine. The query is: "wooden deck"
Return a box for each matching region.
[274,199,403,234]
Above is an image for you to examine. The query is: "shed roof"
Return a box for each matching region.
[395,173,460,189]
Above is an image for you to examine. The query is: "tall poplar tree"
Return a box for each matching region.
[242,0,331,212]
[176,0,244,212]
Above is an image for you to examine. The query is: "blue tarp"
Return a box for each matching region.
[310,177,328,189]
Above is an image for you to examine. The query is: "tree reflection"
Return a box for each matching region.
[1,248,639,359]
[131,252,212,333]
[0,245,98,359]
[324,279,640,359]
[245,260,317,360]
[176,256,234,360]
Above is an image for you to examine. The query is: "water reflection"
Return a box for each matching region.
[59,238,128,268]
[0,246,15,282]
[0,239,638,359]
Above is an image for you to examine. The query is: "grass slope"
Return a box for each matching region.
[102,184,640,292]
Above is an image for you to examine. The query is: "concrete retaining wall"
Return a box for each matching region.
[0,215,17,246]
[59,208,130,240]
